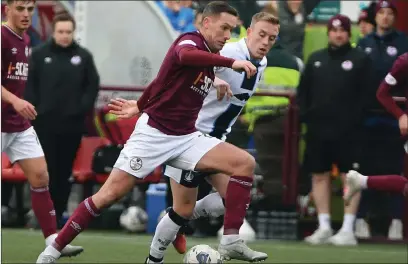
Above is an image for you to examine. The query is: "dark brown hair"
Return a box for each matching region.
[202,1,238,19]
[52,13,76,31]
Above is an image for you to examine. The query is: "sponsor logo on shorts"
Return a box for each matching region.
[129,157,143,171]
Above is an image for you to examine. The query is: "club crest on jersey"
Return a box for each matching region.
[25,46,31,57]
[190,73,213,97]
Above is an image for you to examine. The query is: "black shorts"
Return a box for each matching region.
[165,165,215,188]
[303,138,357,174]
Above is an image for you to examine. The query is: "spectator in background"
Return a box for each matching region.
[357,2,376,39]
[356,0,408,240]
[298,15,372,246]
[156,1,195,34]
[275,0,322,61]
[181,5,204,33]
[25,14,100,227]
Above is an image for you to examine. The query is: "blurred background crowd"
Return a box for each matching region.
[1,0,408,245]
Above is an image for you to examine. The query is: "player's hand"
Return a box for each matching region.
[214,78,232,101]
[12,98,37,120]
[232,60,257,78]
[398,114,408,136]
[108,98,139,119]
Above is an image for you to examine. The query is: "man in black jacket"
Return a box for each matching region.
[25,14,100,226]
[297,14,372,246]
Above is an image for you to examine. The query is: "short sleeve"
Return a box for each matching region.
[385,55,408,86]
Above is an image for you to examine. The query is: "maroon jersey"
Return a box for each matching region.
[138,31,233,135]
[1,25,31,133]
[377,52,408,119]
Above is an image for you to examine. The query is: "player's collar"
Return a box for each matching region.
[196,30,212,53]
[2,24,23,40]
[238,38,251,60]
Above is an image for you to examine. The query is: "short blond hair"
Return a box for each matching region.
[250,12,280,28]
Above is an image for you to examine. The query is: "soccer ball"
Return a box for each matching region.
[119,206,148,232]
[183,244,223,264]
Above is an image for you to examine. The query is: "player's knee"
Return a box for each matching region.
[173,199,196,219]
[28,169,49,188]
[231,153,256,177]
[94,188,121,209]
[168,208,190,226]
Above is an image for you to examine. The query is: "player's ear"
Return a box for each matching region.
[246,27,252,37]
[202,16,211,29]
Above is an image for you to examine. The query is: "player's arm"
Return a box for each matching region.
[376,56,407,120]
[80,53,100,112]
[175,38,256,77]
[2,86,37,120]
[214,76,232,101]
[2,85,19,105]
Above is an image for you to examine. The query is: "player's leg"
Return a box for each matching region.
[37,114,175,263]
[1,133,15,220]
[303,139,333,245]
[8,127,83,256]
[173,135,267,262]
[148,179,196,263]
[328,139,359,246]
[165,167,227,254]
[344,171,408,202]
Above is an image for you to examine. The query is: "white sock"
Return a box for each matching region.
[43,245,61,258]
[149,213,181,260]
[341,214,356,233]
[318,213,331,230]
[220,234,240,245]
[192,192,224,220]
[45,233,57,246]
[360,175,368,189]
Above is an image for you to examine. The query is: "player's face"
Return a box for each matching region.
[328,27,349,47]
[358,21,374,37]
[53,21,74,47]
[375,8,395,30]
[203,12,238,52]
[247,21,279,59]
[5,1,35,31]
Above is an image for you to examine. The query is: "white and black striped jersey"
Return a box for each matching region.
[196,38,267,139]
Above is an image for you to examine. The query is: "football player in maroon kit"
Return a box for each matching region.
[1,0,82,257]
[37,1,266,264]
[344,52,408,204]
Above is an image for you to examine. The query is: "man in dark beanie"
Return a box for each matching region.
[298,14,372,246]
[358,2,376,38]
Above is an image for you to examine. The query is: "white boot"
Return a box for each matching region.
[355,219,371,239]
[304,228,333,245]
[388,219,403,240]
[328,230,358,246]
